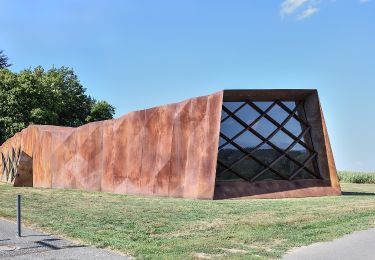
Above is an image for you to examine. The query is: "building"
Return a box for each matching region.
[0,90,341,199]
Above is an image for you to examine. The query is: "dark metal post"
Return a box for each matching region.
[17,194,21,237]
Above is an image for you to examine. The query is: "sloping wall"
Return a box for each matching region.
[0,91,223,199]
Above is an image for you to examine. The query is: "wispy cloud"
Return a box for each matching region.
[280,0,308,16]
[297,6,319,20]
[280,0,320,21]
[281,0,368,21]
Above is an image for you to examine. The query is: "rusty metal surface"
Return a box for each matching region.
[13,151,33,187]
[0,89,340,200]
[223,89,317,101]
[0,92,223,199]
[214,179,341,199]
[304,92,340,189]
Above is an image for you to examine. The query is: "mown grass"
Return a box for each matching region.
[0,183,375,259]
[338,171,375,184]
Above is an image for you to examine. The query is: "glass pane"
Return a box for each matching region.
[252,143,280,164]
[236,104,260,125]
[269,131,295,150]
[288,142,309,163]
[219,137,226,147]
[293,168,316,180]
[216,169,243,180]
[284,117,303,136]
[253,170,284,181]
[282,101,297,111]
[234,131,262,150]
[216,163,226,173]
[220,117,244,138]
[216,99,321,182]
[267,104,289,124]
[216,164,240,181]
[252,117,277,138]
[221,110,229,121]
[217,143,244,167]
[304,160,315,173]
[253,101,273,112]
[217,143,246,180]
[224,102,244,112]
[232,157,265,180]
[272,157,299,178]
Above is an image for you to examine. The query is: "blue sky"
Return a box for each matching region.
[1,0,374,171]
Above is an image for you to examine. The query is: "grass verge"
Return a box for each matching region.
[338,171,375,184]
[0,183,374,259]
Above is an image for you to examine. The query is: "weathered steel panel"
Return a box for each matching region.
[0,90,340,200]
[0,91,223,199]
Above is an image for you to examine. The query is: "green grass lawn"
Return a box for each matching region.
[0,183,375,259]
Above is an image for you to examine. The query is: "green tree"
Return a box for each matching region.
[0,66,115,144]
[0,50,11,68]
[86,101,115,123]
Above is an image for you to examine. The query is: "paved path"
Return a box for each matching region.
[282,227,375,260]
[0,219,129,259]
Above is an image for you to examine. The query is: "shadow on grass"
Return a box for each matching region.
[20,238,86,251]
[36,239,86,250]
[342,191,375,196]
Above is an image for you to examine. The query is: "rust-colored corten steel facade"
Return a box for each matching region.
[0,90,341,199]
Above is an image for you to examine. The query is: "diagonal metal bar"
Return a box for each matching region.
[219,133,289,180]
[250,126,315,181]
[289,153,319,180]
[222,105,317,177]
[217,160,250,181]
[1,152,7,178]
[248,101,315,153]
[301,103,322,179]
[218,102,302,180]
[12,147,16,162]
[277,101,309,127]
[221,102,248,123]
[6,156,12,181]
[218,133,264,175]
[219,101,278,150]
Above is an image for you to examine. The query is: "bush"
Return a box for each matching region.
[338,171,375,184]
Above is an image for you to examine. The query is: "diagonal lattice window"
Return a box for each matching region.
[216,100,321,182]
[1,146,21,183]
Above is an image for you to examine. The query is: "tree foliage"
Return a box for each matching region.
[86,101,115,123]
[0,66,115,144]
[0,50,11,68]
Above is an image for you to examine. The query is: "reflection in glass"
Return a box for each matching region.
[284,117,303,136]
[216,100,320,182]
[253,101,272,111]
[272,156,299,178]
[235,105,260,125]
[269,131,294,150]
[267,104,289,124]
[231,157,264,180]
[219,137,226,147]
[220,118,243,138]
[288,142,309,163]
[235,131,262,150]
[253,117,277,138]
[252,143,280,164]
[225,102,243,112]
[254,170,284,181]
[283,101,297,111]
[221,110,229,121]
[218,143,244,166]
